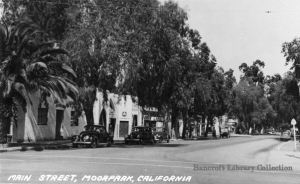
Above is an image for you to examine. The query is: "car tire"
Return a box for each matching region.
[72,144,78,148]
[91,138,98,148]
[167,139,169,143]
[125,141,129,145]
[159,138,163,143]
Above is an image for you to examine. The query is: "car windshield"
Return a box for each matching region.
[132,127,144,132]
[84,125,98,131]
[153,128,163,132]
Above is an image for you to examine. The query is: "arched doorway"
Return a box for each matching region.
[99,109,106,128]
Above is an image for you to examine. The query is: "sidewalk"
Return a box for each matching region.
[181,133,251,140]
[0,139,126,153]
[266,140,300,171]
[0,140,73,153]
[230,133,252,137]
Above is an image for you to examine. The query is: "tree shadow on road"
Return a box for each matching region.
[285,154,300,159]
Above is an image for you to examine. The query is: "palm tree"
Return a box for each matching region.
[0,22,78,143]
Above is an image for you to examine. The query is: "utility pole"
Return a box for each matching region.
[291,119,297,151]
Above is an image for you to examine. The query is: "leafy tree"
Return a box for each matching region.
[0,22,78,143]
[223,68,237,117]
[270,72,300,131]
[2,0,71,41]
[282,38,300,96]
[251,97,275,131]
[239,60,265,84]
[232,78,264,132]
[282,38,300,79]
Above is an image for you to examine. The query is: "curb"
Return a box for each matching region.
[0,145,73,153]
[0,142,129,153]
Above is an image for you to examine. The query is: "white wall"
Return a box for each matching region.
[94,92,144,140]
[14,92,87,142]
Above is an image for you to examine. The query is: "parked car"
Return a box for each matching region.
[152,127,170,143]
[220,127,230,138]
[71,125,113,148]
[251,129,260,135]
[265,128,276,135]
[280,130,291,141]
[125,126,154,144]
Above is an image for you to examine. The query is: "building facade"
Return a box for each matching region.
[10,92,87,143]
[93,91,143,140]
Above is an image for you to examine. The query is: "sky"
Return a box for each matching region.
[0,0,299,81]
[159,0,300,81]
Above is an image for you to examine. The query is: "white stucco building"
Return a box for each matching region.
[10,92,87,143]
[93,91,143,140]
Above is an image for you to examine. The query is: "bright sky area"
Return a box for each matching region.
[160,0,300,81]
[1,0,299,81]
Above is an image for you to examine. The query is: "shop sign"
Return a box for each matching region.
[143,115,150,120]
[109,111,115,118]
[151,117,158,121]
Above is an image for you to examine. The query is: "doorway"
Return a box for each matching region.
[99,109,106,128]
[119,121,129,137]
[56,110,64,140]
[109,118,116,136]
[133,115,138,127]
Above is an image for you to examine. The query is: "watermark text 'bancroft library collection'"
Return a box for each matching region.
[194,164,293,172]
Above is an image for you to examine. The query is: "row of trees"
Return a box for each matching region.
[0,0,299,142]
[233,50,300,132]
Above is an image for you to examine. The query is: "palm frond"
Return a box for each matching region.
[12,82,32,106]
[48,62,77,78]
[40,48,69,57]
[3,75,15,98]
[28,42,55,56]
[1,21,78,125]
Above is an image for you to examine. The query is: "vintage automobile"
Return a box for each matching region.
[71,125,113,148]
[220,127,230,138]
[152,127,170,143]
[251,129,260,135]
[280,130,291,141]
[124,126,154,144]
[265,128,276,135]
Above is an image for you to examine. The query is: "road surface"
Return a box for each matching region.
[1,135,299,184]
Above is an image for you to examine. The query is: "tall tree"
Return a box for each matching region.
[0,22,78,143]
[270,72,300,131]
[282,38,300,96]
[239,60,265,84]
[2,0,71,41]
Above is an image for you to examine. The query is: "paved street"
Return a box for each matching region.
[1,135,300,184]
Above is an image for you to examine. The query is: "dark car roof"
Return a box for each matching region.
[84,125,105,127]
